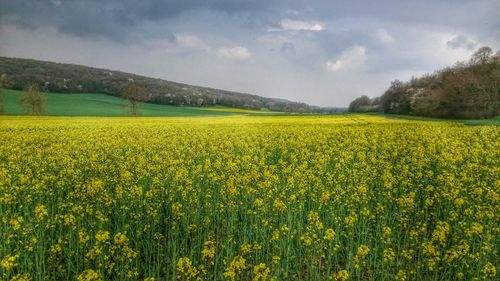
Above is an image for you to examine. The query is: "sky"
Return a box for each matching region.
[0,0,499,107]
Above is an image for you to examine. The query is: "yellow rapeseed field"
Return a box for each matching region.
[0,115,498,280]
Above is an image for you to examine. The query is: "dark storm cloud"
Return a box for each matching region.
[1,0,498,42]
[1,0,132,41]
[0,0,278,40]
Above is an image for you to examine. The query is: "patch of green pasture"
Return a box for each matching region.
[0,89,261,116]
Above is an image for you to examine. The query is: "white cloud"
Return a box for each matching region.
[145,33,210,54]
[285,9,301,16]
[395,27,478,69]
[325,46,366,72]
[257,34,289,46]
[218,46,251,60]
[174,33,210,51]
[280,19,324,31]
[51,0,63,6]
[446,35,477,50]
[374,28,395,45]
[325,60,343,72]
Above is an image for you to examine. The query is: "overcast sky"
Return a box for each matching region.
[1,0,499,106]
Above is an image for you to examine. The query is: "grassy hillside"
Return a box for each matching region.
[0,89,278,116]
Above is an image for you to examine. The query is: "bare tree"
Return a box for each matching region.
[0,92,3,115]
[20,84,46,115]
[121,82,149,116]
[470,46,493,65]
[0,74,8,115]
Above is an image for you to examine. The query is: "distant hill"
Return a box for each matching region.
[0,57,312,112]
[348,46,500,119]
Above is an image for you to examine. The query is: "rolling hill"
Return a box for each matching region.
[0,57,312,112]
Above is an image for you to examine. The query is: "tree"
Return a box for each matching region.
[380,79,411,114]
[20,84,46,115]
[361,46,499,119]
[121,82,149,116]
[470,46,493,65]
[348,95,371,112]
[0,74,10,115]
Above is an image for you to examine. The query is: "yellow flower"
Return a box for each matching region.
[1,254,19,270]
[270,229,280,242]
[383,226,392,237]
[357,245,370,257]
[113,232,129,246]
[202,239,216,262]
[468,222,484,237]
[252,263,270,281]
[273,199,287,212]
[50,243,62,255]
[177,257,199,279]
[76,269,103,281]
[482,262,496,278]
[62,214,76,226]
[344,214,357,227]
[241,243,252,255]
[354,245,370,269]
[254,198,264,208]
[1,114,499,280]
[95,230,110,243]
[223,255,246,281]
[333,269,349,281]
[34,204,48,221]
[401,249,414,261]
[9,273,31,281]
[308,211,324,230]
[10,217,23,230]
[324,228,335,241]
[272,256,281,265]
[395,270,407,281]
[431,221,450,246]
[171,202,183,219]
[79,231,90,245]
[127,270,138,278]
[300,234,312,247]
[383,248,395,263]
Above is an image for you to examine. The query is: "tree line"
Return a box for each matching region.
[349,46,500,119]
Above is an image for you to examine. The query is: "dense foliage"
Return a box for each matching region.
[0,57,311,112]
[1,115,498,280]
[348,96,381,113]
[349,47,500,119]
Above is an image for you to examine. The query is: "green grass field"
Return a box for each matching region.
[368,112,500,126]
[0,89,277,116]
